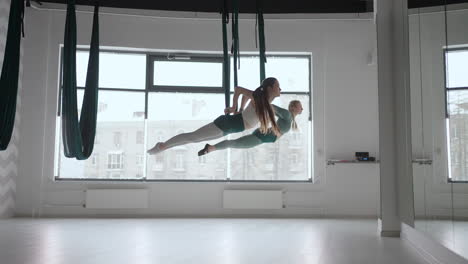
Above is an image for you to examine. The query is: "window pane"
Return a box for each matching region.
[266,57,310,92]
[230,56,310,92]
[146,92,227,180]
[76,51,146,89]
[153,61,222,87]
[448,90,468,181]
[446,50,468,88]
[230,56,262,89]
[229,94,311,181]
[58,91,146,179]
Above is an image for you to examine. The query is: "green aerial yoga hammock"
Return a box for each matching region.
[221,0,230,109]
[256,0,266,83]
[61,0,99,160]
[0,0,24,151]
[231,0,239,88]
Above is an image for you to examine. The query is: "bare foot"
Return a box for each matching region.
[207,145,216,153]
[147,142,167,155]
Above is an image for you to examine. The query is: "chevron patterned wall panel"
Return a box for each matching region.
[0,0,22,218]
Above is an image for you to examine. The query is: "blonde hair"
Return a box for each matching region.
[288,100,301,131]
[252,77,281,136]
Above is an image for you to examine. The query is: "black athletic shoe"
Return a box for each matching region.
[198,144,210,156]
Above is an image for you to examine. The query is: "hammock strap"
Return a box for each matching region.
[256,0,266,83]
[231,0,240,87]
[221,0,230,109]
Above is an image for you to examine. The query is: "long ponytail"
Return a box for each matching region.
[252,77,281,136]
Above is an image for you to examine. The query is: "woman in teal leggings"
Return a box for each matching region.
[198,100,303,156]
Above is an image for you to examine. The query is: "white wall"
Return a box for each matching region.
[16,6,379,217]
[0,0,22,218]
[409,9,468,219]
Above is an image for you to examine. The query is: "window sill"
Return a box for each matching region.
[54,177,314,183]
[327,159,379,166]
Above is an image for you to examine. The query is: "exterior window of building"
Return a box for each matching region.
[290,153,299,165]
[198,155,206,164]
[136,131,144,144]
[136,154,144,166]
[55,50,311,182]
[92,154,98,166]
[114,132,122,147]
[446,49,468,181]
[156,155,164,164]
[174,152,185,171]
[107,153,124,170]
[152,155,164,172]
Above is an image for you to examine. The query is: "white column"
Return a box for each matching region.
[376,0,414,236]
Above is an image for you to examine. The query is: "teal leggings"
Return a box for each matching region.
[214,134,263,150]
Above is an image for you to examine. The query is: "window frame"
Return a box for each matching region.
[55,48,313,183]
[149,54,225,94]
[444,47,468,183]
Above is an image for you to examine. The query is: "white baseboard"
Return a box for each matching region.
[377,218,401,237]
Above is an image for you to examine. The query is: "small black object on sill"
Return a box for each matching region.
[355,152,375,162]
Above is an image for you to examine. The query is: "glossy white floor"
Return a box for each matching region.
[0,218,429,264]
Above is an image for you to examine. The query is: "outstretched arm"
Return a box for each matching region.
[272,104,292,121]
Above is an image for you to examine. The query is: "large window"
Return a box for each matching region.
[446,49,468,182]
[55,50,312,181]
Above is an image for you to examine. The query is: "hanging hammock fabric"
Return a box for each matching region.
[231,0,239,88]
[221,0,230,109]
[256,0,266,83]
[61,0,99,160]
[0,0,24,151]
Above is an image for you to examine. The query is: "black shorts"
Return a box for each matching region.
[213,113,245,135]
